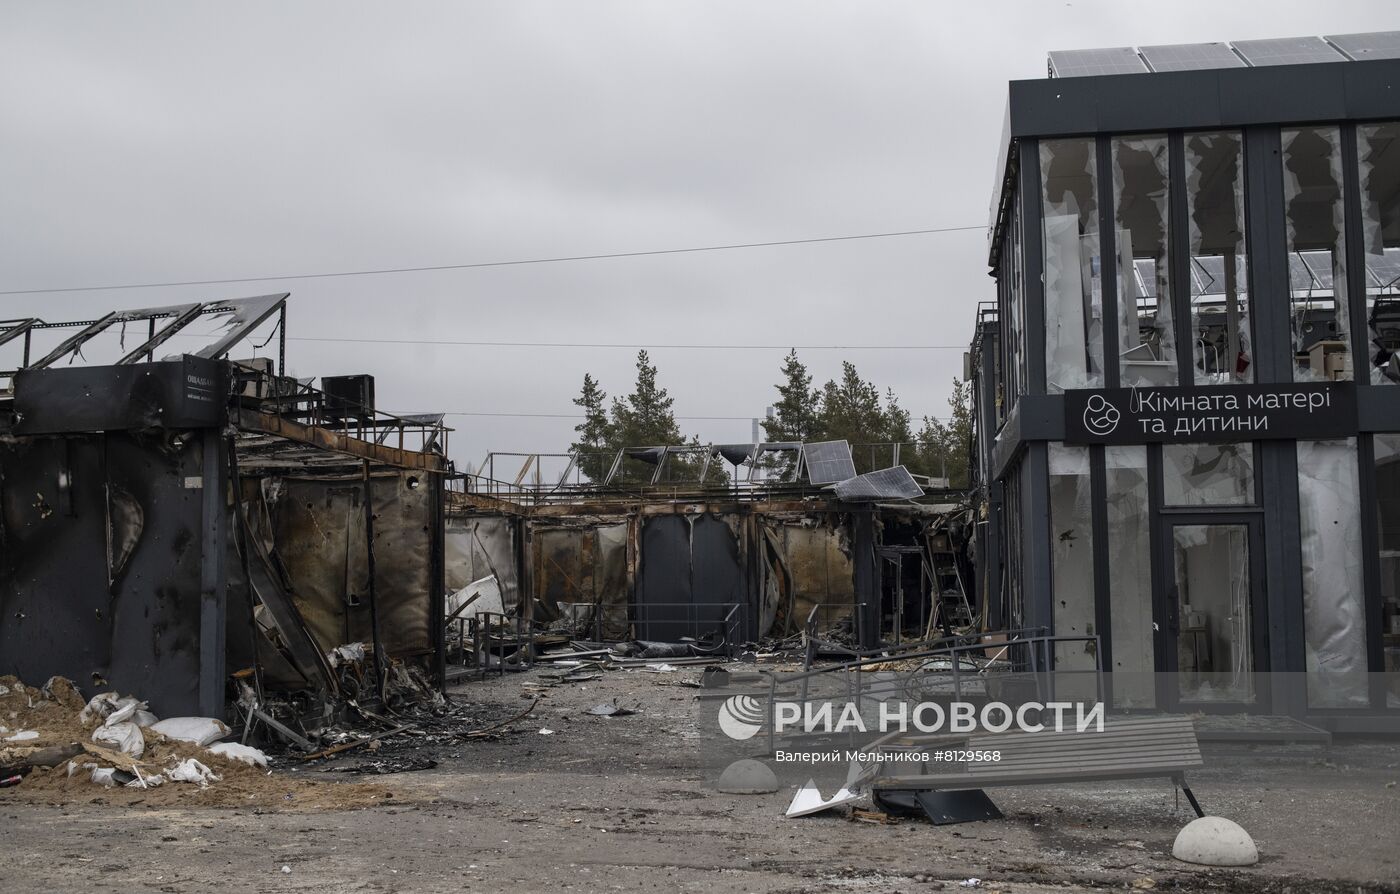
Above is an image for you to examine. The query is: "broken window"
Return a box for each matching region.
[1186,131,1253,383]
[1162,443,1254,506]
[1297,438,1368,708]
[1049,444,1097,688]
[1041,138,1104,392]
[1105,446,1154,708]
[1113,135,1176,386]
[1358,122,1400,384]
[1373,434,1400,709]
[1283,126,1352,382]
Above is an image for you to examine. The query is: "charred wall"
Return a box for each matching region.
[0,430,218,717]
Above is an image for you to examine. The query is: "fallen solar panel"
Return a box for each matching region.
[832,466,923,502]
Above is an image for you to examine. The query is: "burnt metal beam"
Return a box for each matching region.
[117,303,204,364]
[237,408,445,472]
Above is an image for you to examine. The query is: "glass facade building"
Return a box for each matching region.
[970,45,1400,730]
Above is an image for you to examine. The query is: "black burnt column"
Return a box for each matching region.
[852,509,880,649]
[198,428,229,717]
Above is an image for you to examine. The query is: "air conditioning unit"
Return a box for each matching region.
[322,374,375,420]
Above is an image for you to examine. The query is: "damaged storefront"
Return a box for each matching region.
[0,297,449,729]
[972,40,1400,730]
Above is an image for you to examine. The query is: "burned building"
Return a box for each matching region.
[445,442,972,656]
[972,33,1400,730]
[0,297,449,722]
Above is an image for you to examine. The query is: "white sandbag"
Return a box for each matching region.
[90,767,120,788]
[132,710,159,728]
[103,698,148,727]
[79,692,121,725]
[3,730,39,742]
[125,767,164,789]
[207,742,269,768]
[166,758,221,786]
[150,717,230,746]
[91,721,145,758]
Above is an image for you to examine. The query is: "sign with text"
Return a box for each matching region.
[1063,383,1356,444]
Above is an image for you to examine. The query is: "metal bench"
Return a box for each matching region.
[872,715,1206,818]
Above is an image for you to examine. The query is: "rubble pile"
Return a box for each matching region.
[0,675,390,809]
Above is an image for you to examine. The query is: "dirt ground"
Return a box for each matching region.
[2,662,1398,893]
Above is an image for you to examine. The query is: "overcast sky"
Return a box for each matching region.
[2,1,1396,475]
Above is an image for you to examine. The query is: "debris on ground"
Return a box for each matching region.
[0,674,390,808]
[585,700,638,717]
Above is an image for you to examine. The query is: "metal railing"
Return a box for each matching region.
[760,629,1104,755]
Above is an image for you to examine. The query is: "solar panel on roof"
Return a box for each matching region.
[1290,251,1336,292]
[1367,248,1400,290]
[1232,36,1348,67]
[1048,47,1147,78]
[1325,32,1400,61]
[832,466,923,502]
[1190,256,1229,297]
[1139,42,1245,72]
[803,440,857,485]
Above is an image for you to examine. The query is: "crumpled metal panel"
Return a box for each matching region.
[267,472,433,660]
[530,521,629,635]
[445,516,520,612]
[760,517,855,636]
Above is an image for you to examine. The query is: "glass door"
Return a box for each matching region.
[1158,517,1268,711]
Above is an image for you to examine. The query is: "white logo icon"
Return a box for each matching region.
[717,695,765,740]
[1082,394,1121,436]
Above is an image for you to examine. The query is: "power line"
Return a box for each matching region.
[422,411,956,421]
[284,336,967,350]
[0,224,984,296]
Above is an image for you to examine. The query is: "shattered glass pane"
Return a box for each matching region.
[1041,138,1104,392]
[1283,126,1352,382]
[1358,122,1400,385]
[1105,446,1154,708]
[1162,443,1254,506]
[1113,135,1176,386]
[1186,131,1253,384]
[1049,445,1097,687]
[1373,434,1400,709]
[1288,436,1366,710]
[1297,439,1368,708]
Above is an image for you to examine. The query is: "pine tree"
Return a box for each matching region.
[761,350,822,479]
[609,350,688,483]
[911,378,972,486]
[569,373,612,482]
[817,362,887,472]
